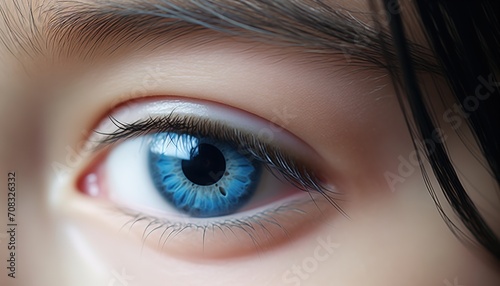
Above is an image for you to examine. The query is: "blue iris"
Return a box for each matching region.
[148,132,262,218]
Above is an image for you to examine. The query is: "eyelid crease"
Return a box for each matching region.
[93,99,314,153]
[89,99,346,216]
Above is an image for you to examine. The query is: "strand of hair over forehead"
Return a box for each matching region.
[379,0,500,261]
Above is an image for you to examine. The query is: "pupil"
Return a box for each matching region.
[181,143,226,186]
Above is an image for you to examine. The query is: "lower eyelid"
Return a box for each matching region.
[65,191,336,260]
[115,195,335,259]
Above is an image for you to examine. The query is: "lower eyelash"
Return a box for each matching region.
[113,198,318,256]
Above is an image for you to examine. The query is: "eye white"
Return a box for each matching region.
[106,137,170,211]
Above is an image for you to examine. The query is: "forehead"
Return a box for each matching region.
[0,0,435,77]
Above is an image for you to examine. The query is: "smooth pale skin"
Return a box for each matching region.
[1,1,499,285]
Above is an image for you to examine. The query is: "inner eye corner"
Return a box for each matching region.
[73,139,117,197]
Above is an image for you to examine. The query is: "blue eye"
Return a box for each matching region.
[78,100,340,258]
[148,132,262,217]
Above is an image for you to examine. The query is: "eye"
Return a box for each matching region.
[77,98,341,258]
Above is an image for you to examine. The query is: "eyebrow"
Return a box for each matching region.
[12,0,437,72]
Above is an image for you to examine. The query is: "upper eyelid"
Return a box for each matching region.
[90,98,318,159]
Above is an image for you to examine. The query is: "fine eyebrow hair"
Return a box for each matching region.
[35,0,437,72]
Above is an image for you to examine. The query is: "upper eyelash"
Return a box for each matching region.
[93,113,345,216]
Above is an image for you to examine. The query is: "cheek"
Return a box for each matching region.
[310,93,414,199]
[55,192,339,286]
[307,175,499,286]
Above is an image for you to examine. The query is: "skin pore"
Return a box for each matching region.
[1,0,499,285]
